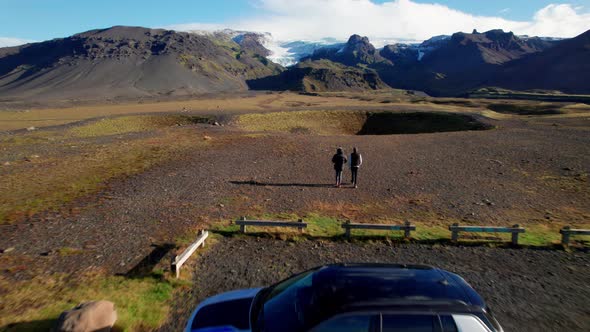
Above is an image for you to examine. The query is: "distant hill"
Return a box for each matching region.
[378,29,560,96]
[0,26,282,101]
[304,34,391,67]
[487,30,590,94]
[247,59,389,93]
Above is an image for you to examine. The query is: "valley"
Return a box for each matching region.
[0,11,589,332]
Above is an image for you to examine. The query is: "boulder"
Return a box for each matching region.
[55,301,117,332]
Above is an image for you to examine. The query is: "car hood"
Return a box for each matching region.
[186,288,263,332]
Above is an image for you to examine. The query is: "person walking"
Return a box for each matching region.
[349,147,363,188]
[331,147,347,188]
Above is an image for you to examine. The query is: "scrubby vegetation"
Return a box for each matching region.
[0,272,181,331]
[0,115,210,223]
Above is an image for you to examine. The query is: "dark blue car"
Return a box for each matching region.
[186,264,504,332]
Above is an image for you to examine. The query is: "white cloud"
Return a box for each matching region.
[0,37,36,48]
[166,0,590,44]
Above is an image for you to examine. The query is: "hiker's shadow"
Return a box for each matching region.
[230,180,333,188]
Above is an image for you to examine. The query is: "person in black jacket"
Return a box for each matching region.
[349,147,363,188]
[331,147,347,188]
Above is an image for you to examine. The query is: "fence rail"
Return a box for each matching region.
[235,217,307,233]
[342,221,415,238]
[560,226,590,245]
[449,223,525,245]
[171,230,208,278]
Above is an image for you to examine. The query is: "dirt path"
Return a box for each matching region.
[162,236,590,332]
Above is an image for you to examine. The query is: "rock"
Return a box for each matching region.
[2,161,10,166]
[1,247,15,254]
[55,301,117,332]
[213,121,221,126]
[26,126,36,131]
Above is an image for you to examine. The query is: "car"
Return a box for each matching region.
[185,263,504,332]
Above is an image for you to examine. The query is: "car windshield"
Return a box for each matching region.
[253,265,468,332]
[253,269,317,332]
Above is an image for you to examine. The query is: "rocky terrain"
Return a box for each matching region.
[0,26,282,101]
[247,59,389,92]
[0,96,588,330]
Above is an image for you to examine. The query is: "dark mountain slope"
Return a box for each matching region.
[378,29,558,96]
[487,29,590,94]
[248,59,389,93]
[304,34,391,66]
[0,26,282,101]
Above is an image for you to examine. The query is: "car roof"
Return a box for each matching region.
[309,263,485,310]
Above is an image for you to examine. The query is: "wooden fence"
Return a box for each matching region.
[449,223,525,245]
[560,226,590,245]
[171,230,208,278]
[342,220,416,238]
[235,217,307,233]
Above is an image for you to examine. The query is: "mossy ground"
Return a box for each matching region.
[0,115,209,224]
[236,110,366,135]
[0,272,184,332]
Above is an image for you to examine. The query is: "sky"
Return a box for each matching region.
[1,0,590,47]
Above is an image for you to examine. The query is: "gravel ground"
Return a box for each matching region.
[162,236,590,332]
[1,114,588,278]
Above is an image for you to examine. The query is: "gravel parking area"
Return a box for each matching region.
[162,236,590,332]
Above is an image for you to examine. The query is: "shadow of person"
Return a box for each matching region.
[229,180,333,188]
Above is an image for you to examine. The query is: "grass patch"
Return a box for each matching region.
[68,115,208,137]
[211,212,588,247]
[541,173,588,195]
[487,103,564,115]
[236,110,366,135]
[0,273,181,332]
[56,247,83,256]
[0,122,209,224]
[305,213,343,236]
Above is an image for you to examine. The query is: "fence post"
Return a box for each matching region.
[451,223,459,242]
[240,216,247,233]
[298,219,304,233]
[404,221,411,238]
[172,256,179,279]
[345,220,351,239]
[511,224,520,245]
[561,226,571,245]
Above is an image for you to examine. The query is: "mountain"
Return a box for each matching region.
[487,30,590,94]
[187,29,345,67]
[273,39,345,66]
[378,29,560,96]
[0,26,282,101]
[380,44,419,66]
[304,34,391,67]
[247,59,389,93]
[187,29,272,57]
